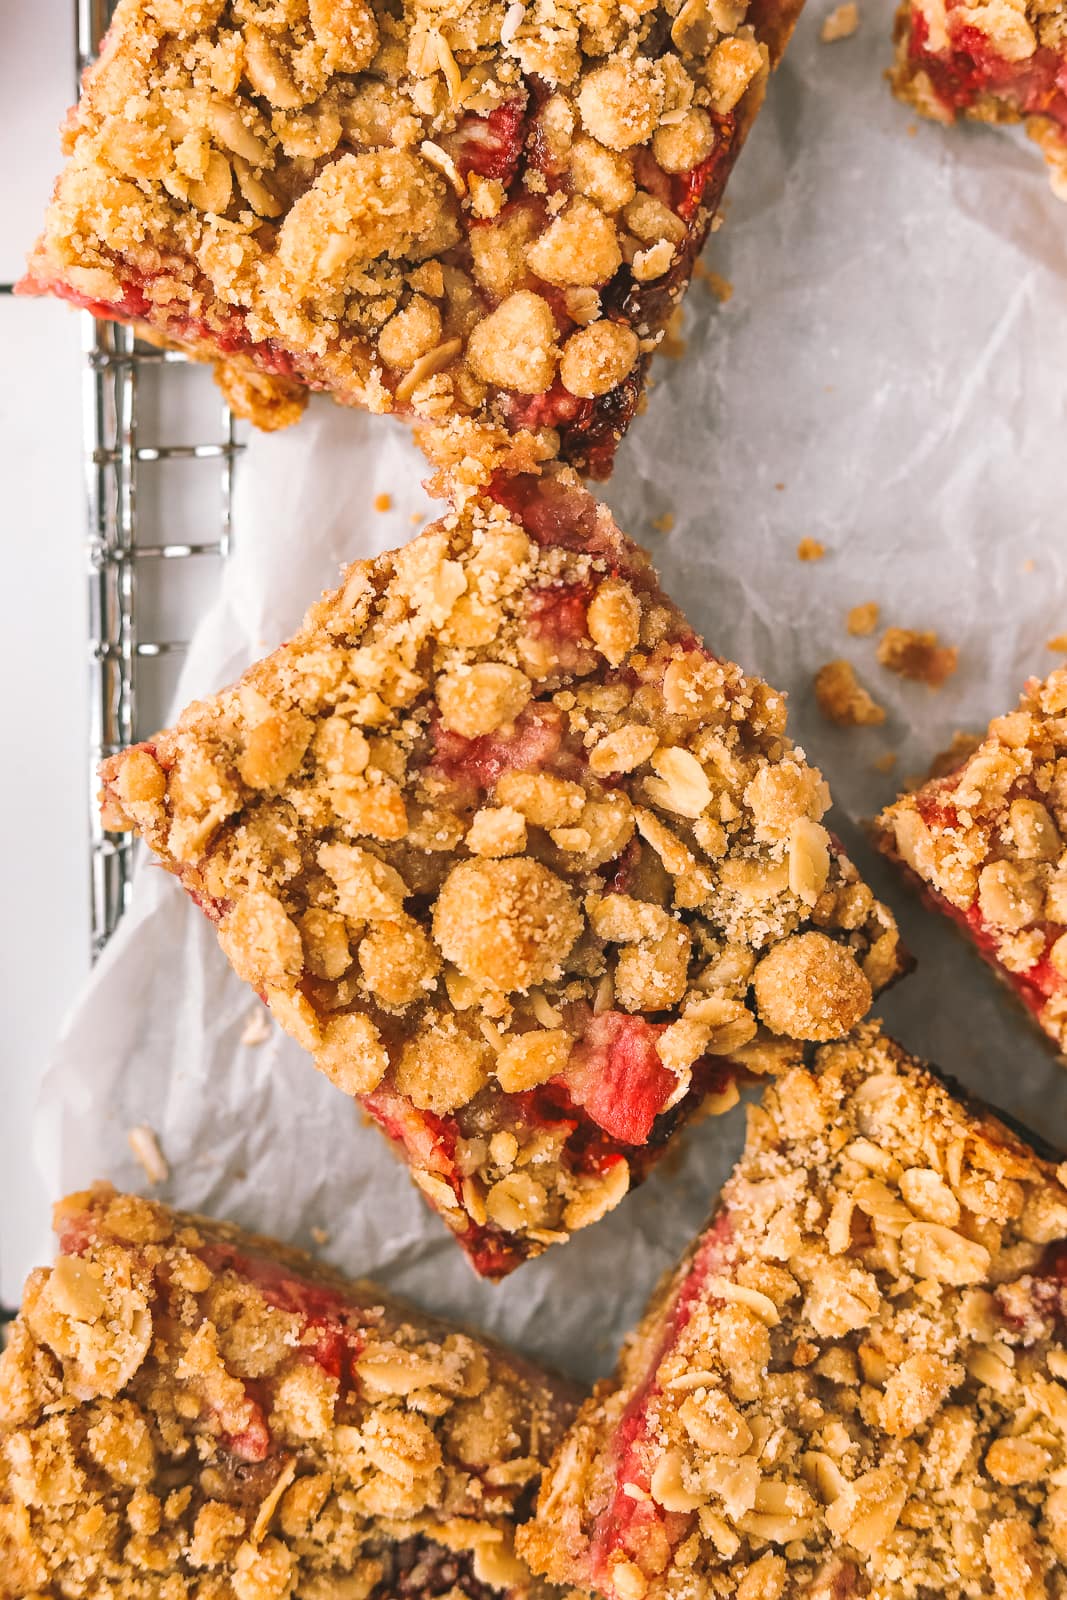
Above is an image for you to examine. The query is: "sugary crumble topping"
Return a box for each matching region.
[98,470,904,1276]
[876,668,1067,1053]
[846,601,879,639]
[891,0,1067,198]
[877,627,958,689]
[23,0,804,476]
[0,1185,578,1600]
[814,660,886,729]
[519,1025,1067,1600]
[821,2,859,40]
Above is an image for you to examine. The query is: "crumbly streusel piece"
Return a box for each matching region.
[519,1025,1067,1600]
[0,1183,578,1600]
[21,0,804,479]
[99,469,905,1277]
[891,0,1067,198]
[876,668,1067,1055]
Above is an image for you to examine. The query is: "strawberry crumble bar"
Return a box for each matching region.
[98,470,905,1277]
[519,1025,1067,1600]
[22,0,804,477]
[891,0,1067,197]
[0,1183,578,1600]
[876,668,1067,1055]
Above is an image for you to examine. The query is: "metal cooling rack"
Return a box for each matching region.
[80,0,243,959]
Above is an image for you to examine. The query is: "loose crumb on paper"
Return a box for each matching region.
[847,600,880,637]
[877,626,958,688]
[374,493,392,513]
[797,537,826,562]
[128,1124,169,1186]
[1048,633,1067,652]
[815,659,886,726]
[821,2,859,40]
[1023,558,1036,573]
[241,1007,273,1047]
[652,512,675,534]
[872,751,898,774]
[661,307,687,360]
[694,259,734,302]
[311,1227,330,1246]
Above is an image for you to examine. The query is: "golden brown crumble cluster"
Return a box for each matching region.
[98,475,903,1264]
[891,0,1067,198]
[814,660,885,729]
[876,668,1067,1052]
[25,0,800,469]
[519,1026,1067,1600]
[0,1184,578,1600]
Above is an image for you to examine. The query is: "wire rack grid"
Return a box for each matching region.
[80,0,243,958]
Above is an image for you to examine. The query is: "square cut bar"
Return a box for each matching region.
[876,668,1067,1056]
[0,1183,579,1600]
[22,0,803,476]
[891,0,1067,197]
[518,1025,1067,1600]
[99,469,905,1278]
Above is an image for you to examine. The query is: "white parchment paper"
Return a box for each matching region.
[27,6,1067,1379]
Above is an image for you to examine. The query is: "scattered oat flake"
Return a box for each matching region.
[821,2,859,40]
[847,601,880,637]
[1047,633,1067,652]
[877,626,958,688]
[652,513,675,534]
[310,1226,330,1246]
[797,538,826,562]
[128,1124,169,1186]
[240,1006,273,1046]
[872,751,898,774]
[374,493,392,513]
[815,659,886,727]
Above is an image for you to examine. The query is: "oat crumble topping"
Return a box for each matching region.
[98,470,904,1277]
[891,0,1067,197]
[0,1185,578,1600]
[22,0,805,477]
[519,1025,1067,1599]
[876,668,1067,1054]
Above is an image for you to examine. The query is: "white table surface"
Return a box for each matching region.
[1,0,91,1302]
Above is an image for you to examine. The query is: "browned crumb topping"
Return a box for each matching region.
[924,728,983,780]
[0,1185,577,1599]
[814,660,886,728]
[796,538,826,562]
[98,473,904,1260]
[891,0,1067,198]
[846,601,880,638]
[876,669,1067,1050]
[821,1,859,40]
[877,627,958,689]
[520,1025,1067,1600]
[25,0,800,468]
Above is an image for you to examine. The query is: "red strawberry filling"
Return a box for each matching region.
[562,1012,676,1146]
[588,1211,736,1580]
[906,786,1066,1030]
[906,3,1067,127]
[430,704,565,787]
